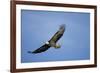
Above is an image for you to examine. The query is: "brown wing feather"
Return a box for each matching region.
[49,24,65,43]
[28,44,51,54]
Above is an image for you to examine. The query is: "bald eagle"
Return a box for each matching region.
[28,24,66,54]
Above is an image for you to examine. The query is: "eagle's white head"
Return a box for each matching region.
[45,41,49,45]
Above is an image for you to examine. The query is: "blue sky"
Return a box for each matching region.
[21,9,90,63]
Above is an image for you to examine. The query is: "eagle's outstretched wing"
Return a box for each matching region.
[28,44,51,54]
[49,24,65,43]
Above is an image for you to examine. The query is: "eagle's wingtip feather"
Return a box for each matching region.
[28,51,39,54]
[60,24,66,29]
